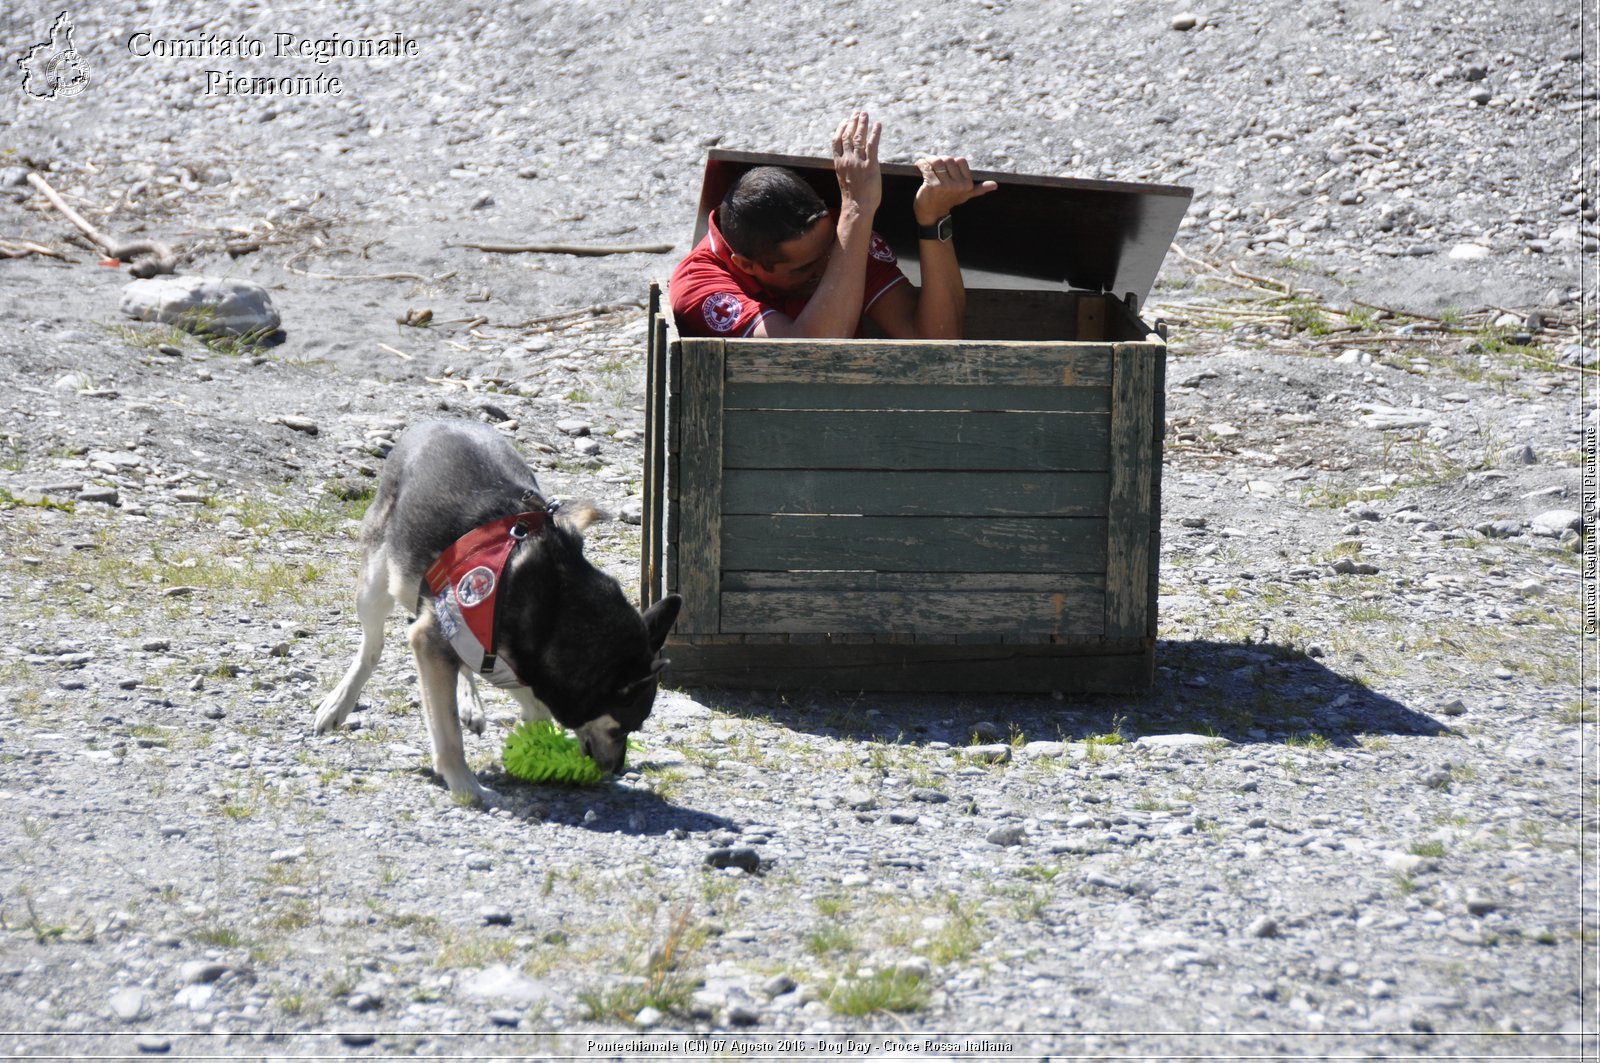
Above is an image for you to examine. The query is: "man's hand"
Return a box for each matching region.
[831,111,883,218]
[913,155,998,225]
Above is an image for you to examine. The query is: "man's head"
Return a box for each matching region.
[719,166,834,296]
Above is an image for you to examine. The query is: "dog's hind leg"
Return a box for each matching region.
[314,549,394,735]
[411,618,500,805]
[456,671,488,736]
[507,687,554,724]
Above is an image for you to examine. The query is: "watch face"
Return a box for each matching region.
[936,214,953,241]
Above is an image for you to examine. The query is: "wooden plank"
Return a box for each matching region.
[722,515,1107,573]
[641,287,659,607]
[724,381,1109,414]
[676,338,726,634]
[1148,347,1166,638]
[650,317,669,606]
[723,341,1115,387]
[963,288,1078,341]
[1076,294,1108,342]
[720,588,1106,636]
[723,410,1111,471]
[723,571,1099,592]
[723,470,1110,517]
[661,638,1154,693]
[1104,342,1159,637]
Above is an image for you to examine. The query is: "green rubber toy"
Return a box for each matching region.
[502,719,605,786]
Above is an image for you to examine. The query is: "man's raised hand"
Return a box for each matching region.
[831,111,883,217]
[913,155,998,225]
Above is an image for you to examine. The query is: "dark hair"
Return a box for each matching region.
[718,167,828,266]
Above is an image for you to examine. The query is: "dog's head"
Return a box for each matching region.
[499,504,682,775]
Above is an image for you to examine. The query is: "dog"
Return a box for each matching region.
[314,419,681,804]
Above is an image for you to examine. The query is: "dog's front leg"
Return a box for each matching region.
[409,618,500,806]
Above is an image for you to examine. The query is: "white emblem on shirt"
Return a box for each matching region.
[703,292,743,333]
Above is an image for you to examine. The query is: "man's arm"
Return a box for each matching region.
[750,112,882,339]
[869,155,998,340]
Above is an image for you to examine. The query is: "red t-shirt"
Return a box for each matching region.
[669,209,908,338]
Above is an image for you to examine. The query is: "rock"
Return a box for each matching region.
[76,486,119,506]
[842,788,877,811]
[109,987,146,1021]
[339,1030,377,1047]
[1135,734,1225,749]
[1465,892,1499,917]
[1171,13,1202,31]
[272,415,319,436]
[634,1005,663,1028]
[1382,852,1432,876]
[1476,520,1524,539]
[120,276,281,337]
[1467,86,1492,105]
[986,824,1026,847]
[488,1008,522,1027]
[1530,509,1580,536]
[911,788,950,804]
[1499,444,1537,466]
[726,1002,760,1025]
[458,964,552,1005]
[345,992,381,1013]
[52,372,88,392]
[574,437,602,456]
[963,743,1013,764]
[1437,698,1467,717]
[762,973,797,998]
[555,419,591,436]
[1448,243,1490,261]
[134,1035,172,1053]
[705,847,761,873]
[479,906,513,926]
[1358,406,1439,430]
[969,720,1005,742]
[619,498,643,525]
[1246,916,1280,939]
[179,960,233,984]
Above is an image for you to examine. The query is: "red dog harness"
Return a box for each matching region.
[424,511,547,689]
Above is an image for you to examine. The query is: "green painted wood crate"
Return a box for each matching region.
[640,152,1191,693]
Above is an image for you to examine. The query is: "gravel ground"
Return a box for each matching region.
[0,1,1594,1060]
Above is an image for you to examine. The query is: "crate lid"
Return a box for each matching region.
[693,149,1192,305]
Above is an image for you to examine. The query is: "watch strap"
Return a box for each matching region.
[916,214,953,241]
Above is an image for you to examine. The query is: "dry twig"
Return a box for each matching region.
[458,241,673,256]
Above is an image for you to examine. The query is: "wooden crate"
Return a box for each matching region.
[640,154,1190,693]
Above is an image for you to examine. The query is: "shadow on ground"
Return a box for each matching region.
[440,768,741,836]
[670,638,1450,749]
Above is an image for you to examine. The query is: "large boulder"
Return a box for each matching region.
[120,276,280,337]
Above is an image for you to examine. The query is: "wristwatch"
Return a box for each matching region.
[916,214,953,242]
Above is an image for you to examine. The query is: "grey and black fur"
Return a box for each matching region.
[314,419,681,803]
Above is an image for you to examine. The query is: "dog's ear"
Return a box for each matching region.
[552,501,604,536]
[642,594,682,653]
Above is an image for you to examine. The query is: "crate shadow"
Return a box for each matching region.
[668,638,1451,748]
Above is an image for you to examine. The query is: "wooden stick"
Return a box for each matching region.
[500,301,640,330]
[284,249,456,283]
[458,241,673,256]
[0,239,69,260]
[379,343,413,362]
[1229,261,1291,291]
[26,172,114,253]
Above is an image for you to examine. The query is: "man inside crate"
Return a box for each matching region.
[670,112,996,340]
